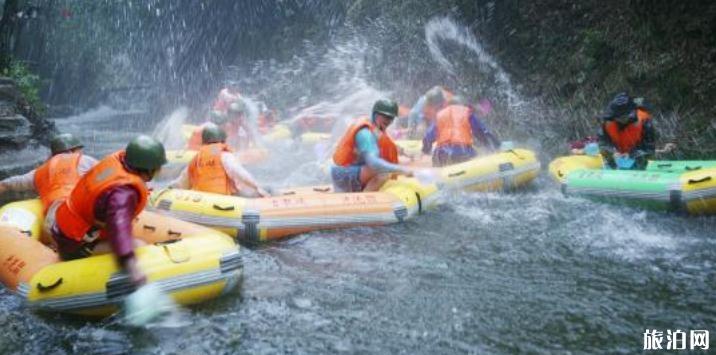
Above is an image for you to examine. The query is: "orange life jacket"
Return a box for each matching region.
[435,105,474,147]
[604,108,651,153]
[55,151,148,241]
[188,143,236,195]
[33,152,82,212]
[332,118,398,166]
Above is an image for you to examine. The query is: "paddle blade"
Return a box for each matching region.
[124,283,178,327]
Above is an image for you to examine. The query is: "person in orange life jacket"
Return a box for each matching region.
[225,100,263,150]
[597,92,656,170]
[421,96,501,167]
[212,81,242,113]
[51,135,167,287]
[170,123,270,197]
[187,110,229,150]
[407,86,454,139]
[0,133,98,237]
[331,99,416,192]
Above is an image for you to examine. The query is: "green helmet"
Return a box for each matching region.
[201,123,227,144]
[49,133,83,155]
[425,86,446,106]
[372,99,399,118]
[228,101,246,114]
[209,110,228,125]
[124,135,167,171]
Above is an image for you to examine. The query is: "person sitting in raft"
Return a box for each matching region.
[169,123,270,197]
[597,92,657,170]
[225,100,264,150]
[331,99,416,192]
[420,95,500,167]
[51,135,167,287]
[406,86,453,139]
[187,110,229,150]
[0,133,98,235]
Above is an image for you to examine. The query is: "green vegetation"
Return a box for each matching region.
[1,59,46,115]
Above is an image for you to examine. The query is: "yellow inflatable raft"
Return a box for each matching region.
[0,199,242,317]
[313,138,540,192]
[148,176,438,243]
[548,154,603,183]
[402,148,540,192]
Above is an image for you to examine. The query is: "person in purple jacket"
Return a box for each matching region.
[52,135,167,287]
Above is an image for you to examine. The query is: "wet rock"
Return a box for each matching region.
[0,114,32,149]
[0,82,20,102]
[0,77,56,181]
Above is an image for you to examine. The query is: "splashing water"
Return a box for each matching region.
[424,16,549,149]
[425,16,520,108]
[152,107,189,150]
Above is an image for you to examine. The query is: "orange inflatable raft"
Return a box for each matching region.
[148,176,438,243]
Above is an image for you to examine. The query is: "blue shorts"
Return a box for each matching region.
[331,165,363,192]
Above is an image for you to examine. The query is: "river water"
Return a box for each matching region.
[0,107,713,354]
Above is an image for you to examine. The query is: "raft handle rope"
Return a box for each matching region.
[282,191,296,195]
[167,229,182,238]
[509,150,525,160]
[313,187,331,192]
[150,188,173,205]
[657,163,672,168]
[448,170,466,178]
[688,176,712,184]
[163,245,190,263]
[212,204,236,211]
[155,239,181,246]
[142,224,157,232]
[37,278,63,292]
[685,165,702,171]
[415,192,423,214]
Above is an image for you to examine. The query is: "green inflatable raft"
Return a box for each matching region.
[549,155,716,215]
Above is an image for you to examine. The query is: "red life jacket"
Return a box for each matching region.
[604,108,651,153]
[33,152,82,212]
[188,143,236,195]
[435,105,473,147]
[332,118,398,166]
[55,151,148,241]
